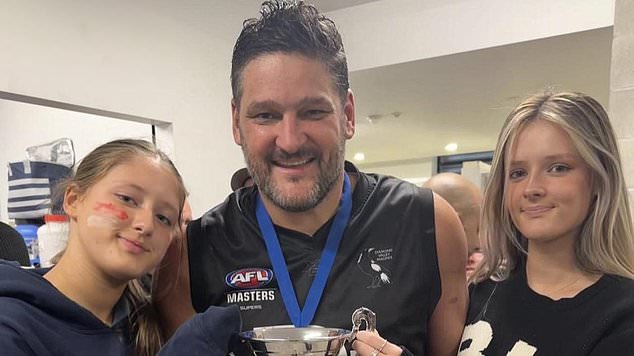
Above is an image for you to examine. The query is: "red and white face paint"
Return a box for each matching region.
[87,202,129,229]
[68,156,181,282]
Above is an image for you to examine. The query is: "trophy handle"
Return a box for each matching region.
[347,307,377,345]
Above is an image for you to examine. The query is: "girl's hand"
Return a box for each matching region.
[352,330,403,356]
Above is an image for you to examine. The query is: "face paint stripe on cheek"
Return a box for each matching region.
[94,202,129,220]
[87,215,121,229]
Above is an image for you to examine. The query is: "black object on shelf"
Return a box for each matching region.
[437,151,493,174]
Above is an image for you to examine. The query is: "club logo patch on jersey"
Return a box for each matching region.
[225,268,274,289]
[357,247,392,288]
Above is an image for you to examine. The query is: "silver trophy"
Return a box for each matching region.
[239,307,376,356]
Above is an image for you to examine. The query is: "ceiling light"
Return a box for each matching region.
[365,111,402,124]
[353,152,365,161]
[444,143,458,152]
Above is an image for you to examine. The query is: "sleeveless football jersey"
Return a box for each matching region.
[188,168,441,355]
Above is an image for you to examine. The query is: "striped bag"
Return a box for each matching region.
[7,161,71,219]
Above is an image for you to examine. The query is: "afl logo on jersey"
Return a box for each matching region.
[225,268,274,289]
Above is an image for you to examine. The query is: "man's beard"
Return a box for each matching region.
[241,134,345,213]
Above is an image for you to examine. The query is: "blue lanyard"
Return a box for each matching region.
[255,173,352,327]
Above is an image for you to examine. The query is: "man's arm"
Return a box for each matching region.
[152,229,196,339]
[428,192,468,355]
[157,305,241,356]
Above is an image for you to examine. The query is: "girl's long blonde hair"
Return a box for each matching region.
[472,91,634,283]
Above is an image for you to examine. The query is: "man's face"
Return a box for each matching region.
[462,207,483,277]
[232,53,355,212]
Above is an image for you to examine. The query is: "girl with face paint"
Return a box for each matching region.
[0,139,240,356]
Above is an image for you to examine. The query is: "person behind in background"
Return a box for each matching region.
[153,1,468,355]
[230,167,254,191]
[459,91,634,355]
[0,221,31,267]
[180,200,193,228]
[423,172,483,279]
[0,139,240,356]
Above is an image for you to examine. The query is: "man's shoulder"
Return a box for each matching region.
[189,188,259,244]
[197,188,256,225]
[350,172,436,234]
[357,171,432,203]
[200,190,242,215]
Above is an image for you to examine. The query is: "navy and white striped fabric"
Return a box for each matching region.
[7,161,71,219]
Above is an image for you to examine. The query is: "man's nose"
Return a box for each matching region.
[275,114,307,153]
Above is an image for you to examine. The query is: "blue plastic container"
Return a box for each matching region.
[15,224,39,266]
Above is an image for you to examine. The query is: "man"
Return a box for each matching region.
[154,2,467,355]
[424,173,484,278]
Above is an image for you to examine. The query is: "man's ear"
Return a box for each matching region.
[343,89,355,139]
[63,185,81,218]
[232,99,242,146]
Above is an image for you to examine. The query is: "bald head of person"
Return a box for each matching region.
[424,173,483,277]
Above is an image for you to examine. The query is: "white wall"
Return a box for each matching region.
[0,0,257,217]
[0,0,615,217]
[0,99,151,222]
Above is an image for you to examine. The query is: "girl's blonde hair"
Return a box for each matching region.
[472,91,634,283]
[57,139,187,356]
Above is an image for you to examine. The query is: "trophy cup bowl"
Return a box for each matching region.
[238,307,376,356]
[239,325,350,355]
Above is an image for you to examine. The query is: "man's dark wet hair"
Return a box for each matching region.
[231,0,349,107]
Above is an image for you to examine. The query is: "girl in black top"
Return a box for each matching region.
[460,91,634,355]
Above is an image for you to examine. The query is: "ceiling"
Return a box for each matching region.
[345,27,613,168]
[311,0,381,12]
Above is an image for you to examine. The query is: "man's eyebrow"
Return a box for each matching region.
[244,96,335,114]
[245,100,280,113]
[296,96,334,108]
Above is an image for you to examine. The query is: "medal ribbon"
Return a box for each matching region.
[255,173,352,327]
